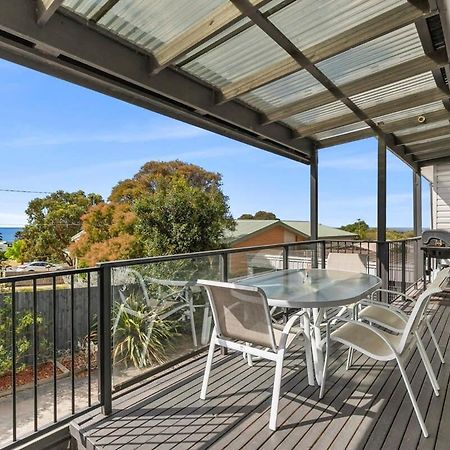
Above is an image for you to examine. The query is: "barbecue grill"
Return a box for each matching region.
[422,229,450,286]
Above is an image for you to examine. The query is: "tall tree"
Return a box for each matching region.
[21,190,103,264]
[135,175,234,255]
[238,211,278,220]
[340,219,369,240]
[69,202,142,266]
[73,161,235,264]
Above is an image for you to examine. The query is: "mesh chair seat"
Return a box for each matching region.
[359,305,406,332]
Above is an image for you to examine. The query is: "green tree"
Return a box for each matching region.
[135,175,234,255]
[73,161,234,264]
[340,219,370,240]
[20,190,103,265]
[4,239,25,262]
[238,211,278,220]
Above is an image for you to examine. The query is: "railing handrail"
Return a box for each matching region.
[0,266,99,283]
[0,236,422,282]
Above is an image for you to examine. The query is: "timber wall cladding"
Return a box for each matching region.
[0,287,100,352]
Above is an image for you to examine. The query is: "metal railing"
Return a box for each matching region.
[0,237,422,448]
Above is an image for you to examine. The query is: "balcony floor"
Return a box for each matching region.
[70,289,450,450]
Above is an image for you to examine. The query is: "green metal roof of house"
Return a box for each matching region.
[225,220,357,244]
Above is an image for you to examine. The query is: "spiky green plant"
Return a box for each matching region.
[112,294,179,368]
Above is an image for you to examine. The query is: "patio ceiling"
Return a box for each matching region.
[1,1,450,169]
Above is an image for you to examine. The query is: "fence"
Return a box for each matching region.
[0,237,423,449]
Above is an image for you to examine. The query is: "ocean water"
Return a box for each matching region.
[0,227,23,243]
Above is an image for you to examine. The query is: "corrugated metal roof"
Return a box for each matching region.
[63,0,109,19]
[240,70,325,112]
[317,24,424,85]
[313,122,371,141]
[350,72,436,109]
[284,101,354,128]
[97,0,227,54]
[374,101,445,123]
[269,0,405,50]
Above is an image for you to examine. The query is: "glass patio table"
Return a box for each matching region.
[238,268,382,385]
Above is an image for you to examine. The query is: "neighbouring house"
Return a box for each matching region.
[225,220,357,277]
[225,219,357,248]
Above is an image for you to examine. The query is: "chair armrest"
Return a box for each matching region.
[370,289,415,303]
[358,299,409,321]
[276,311,305,349]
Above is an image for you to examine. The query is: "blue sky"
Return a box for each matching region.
[0,59,430,229]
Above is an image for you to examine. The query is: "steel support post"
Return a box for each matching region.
[413,169,423,282]
[310,147,319,268]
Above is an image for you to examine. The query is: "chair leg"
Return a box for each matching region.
[415,333,440,396]
[346,348,354,370]
[200,334,216,400]
[188,293,198,347]
[319,339,329,399]
[426,316,445,364]
[397,356,429,438]
[269,351,285,431]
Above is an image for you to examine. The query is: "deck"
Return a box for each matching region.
[70,290,450,450]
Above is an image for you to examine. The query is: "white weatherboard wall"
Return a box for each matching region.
[433,163,450,230]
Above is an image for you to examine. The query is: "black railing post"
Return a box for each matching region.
[98,265,112,415]
[283,245,289,270]
[321,241,326,269]
[401,240,407,294]
[220,253,228,282]
[377,241,389,302]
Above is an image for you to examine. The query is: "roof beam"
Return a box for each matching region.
[397,123,450,144]
[230,0,418,168]
[219,2,427,102]
[419,154,450,166]
[150,0,269,72]
[318,128,374,148]
[318,108,450,148]
[0,0,312,162]
[91,0,122,23]
[265,54,442,124]
[298,87,448,136]
[36,0,64,26]
[414,149,450,162]
[380,108,450,132]
[405,135,450,153]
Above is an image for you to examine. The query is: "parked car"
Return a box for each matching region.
[13,261,65,272]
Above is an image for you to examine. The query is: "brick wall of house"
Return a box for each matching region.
[229,225,307,277]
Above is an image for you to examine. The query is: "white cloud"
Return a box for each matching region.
[1,122,208,148]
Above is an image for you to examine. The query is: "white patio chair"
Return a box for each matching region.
[326,252,368,319]
[319,284,443,438]
[197,279,312,431]
[356,267,450,370]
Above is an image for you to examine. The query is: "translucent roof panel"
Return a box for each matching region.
[240,70,325,112]
[182,24,289,88]
[269,0,405,51]
[317,25,424,86]
[350,72,436,110]
[63,0,110,19]
[313,123,371,141]
[95,0,227,54]
[283,101,354,128]
[374,101,445,123]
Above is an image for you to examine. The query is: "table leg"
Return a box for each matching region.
[311,308,325,385]
[302,311,315,386]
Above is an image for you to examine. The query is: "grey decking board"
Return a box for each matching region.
[70,296,450,450]
[90,354,249,446]
[361,304,449,450]
[392,304,450,450]
[354,303,449,450]
[208,348,351,450]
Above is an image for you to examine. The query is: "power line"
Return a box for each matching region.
[0,188,52,194]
